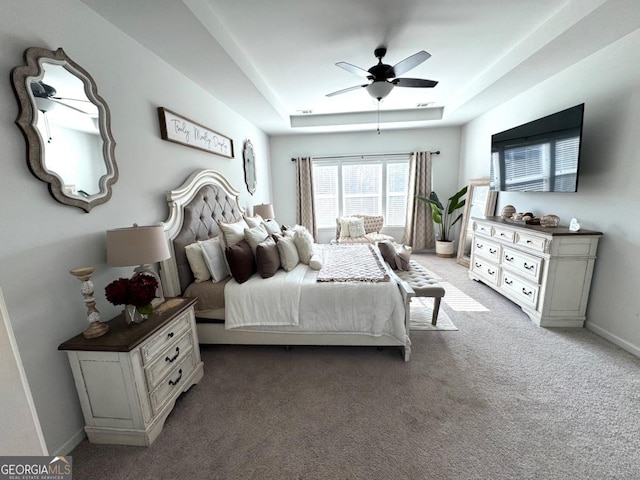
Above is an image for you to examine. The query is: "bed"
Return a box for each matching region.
[159,169,414,360]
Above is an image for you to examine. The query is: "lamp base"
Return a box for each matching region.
[83,321,109,339]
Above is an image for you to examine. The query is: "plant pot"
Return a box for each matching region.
[435,240,455,258]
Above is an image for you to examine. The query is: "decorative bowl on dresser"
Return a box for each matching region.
[58,297,203,446]
[469,216,602,327]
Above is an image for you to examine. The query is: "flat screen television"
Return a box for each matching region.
[490,103,584,192]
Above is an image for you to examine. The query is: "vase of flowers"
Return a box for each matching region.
[105,274,158,324]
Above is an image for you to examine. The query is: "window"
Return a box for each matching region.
[312,155,410,228]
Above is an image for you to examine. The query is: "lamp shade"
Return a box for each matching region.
[366,81,394,101]
[106,224,170,267]
[253,203,275,220]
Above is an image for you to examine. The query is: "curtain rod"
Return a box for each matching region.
[291,151,440,161]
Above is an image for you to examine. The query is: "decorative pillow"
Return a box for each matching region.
[377,240,397,270]
[396,244,413,271]
[338,217,353,238]
[347,217,366,238]
[185,242,210,282]
[225,240,256,284]
[263,218,281,235]
[199,237,229,282]
[309,252,323,271]
[218,218,249,248]
[255,236,280,278]
[244,214,264,228]
[275,235,300,272]
[293,229,314,264]
[244,223,269,254]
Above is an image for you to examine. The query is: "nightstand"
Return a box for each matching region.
[59,297,203,446]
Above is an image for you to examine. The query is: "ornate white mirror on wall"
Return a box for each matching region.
[11,47,118,212]
[457,179,498,267]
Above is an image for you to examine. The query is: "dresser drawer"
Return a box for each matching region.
[144,330,194,390]
[501,271,539,310]
[493,226,515,243]
[149,350,197,416]
[502,247,543,282]
[141,309,192,364]
[471,258,500,285]
[515,232,547,252]
[472,237,501,262]
[473,221,492,237]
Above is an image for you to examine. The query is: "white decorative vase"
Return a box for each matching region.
[435,240,455,258]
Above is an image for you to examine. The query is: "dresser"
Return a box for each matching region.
[59,297,203,446]
[469,216,602,327]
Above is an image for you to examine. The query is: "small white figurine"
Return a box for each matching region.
[569,218,581,232]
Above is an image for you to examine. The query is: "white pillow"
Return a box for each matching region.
[244,214,264,228]
[293,229,314,264]
[244,223,269,255]
[348,217,366,237]
[276,236,300,271]
[218,219,249,247]
[185,242,210,282]
[338,217,353,238]
[199,237,229,282]
[263,218,281,235]
[309,252,323,271]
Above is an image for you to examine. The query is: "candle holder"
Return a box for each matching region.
[69,266,109,339]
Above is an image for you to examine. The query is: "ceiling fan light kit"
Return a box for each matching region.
[366,81,394,101]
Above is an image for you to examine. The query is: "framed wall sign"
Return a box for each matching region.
[157,107,234,158]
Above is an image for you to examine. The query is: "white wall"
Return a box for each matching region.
[0,0,270,454]
[459,27,640,356]
[270,127,462,243]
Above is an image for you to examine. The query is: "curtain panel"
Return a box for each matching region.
[403,151,435,250]
[294,157,318,240]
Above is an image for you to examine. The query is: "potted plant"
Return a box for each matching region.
[418,185,467,257]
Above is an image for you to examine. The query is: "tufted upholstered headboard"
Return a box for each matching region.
[160,170,245,296]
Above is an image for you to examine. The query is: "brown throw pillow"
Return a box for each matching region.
[256,236,280,278]
[377,240,397,270]
[225,239,256,284]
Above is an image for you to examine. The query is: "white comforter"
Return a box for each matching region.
[224,252,406,342]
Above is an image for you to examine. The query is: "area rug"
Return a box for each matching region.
[410,297,457,331]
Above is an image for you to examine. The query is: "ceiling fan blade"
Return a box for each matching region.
[326,84,368,97]
[335,62,372,79]
[392,77,438,88]
[50,98,92,115]
[52,95,92,103]
[387,51,431,78]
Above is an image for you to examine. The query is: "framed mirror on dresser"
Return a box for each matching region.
[457,179,498,267]
[11,47,118,212]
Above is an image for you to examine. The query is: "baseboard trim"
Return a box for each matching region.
[52,427,86,455]
[586,322,640,358]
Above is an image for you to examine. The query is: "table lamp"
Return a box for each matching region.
[106,224,171,306]
[253,203,274,220]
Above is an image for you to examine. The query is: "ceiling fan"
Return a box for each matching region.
[327,46,438,101]
[30,80,93,115]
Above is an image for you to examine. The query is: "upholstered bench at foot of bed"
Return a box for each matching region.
[394,260,445,325]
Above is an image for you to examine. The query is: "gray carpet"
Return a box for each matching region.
[70,254,640,480]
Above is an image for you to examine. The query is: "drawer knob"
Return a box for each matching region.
[524,262,534,270]
[489,248,496,254]
[522,288,533,296]
[167,332,174,338]
[166,346,180,363]
[475,262,482,268]
[168,368,183,386]
[476,244,483,249]
[505,255,513,262]
[500,233,506,237]
[504,278,513,285]
[487,269,495,275]
[526,240,532,244]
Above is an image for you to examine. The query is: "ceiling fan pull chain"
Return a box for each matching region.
[44,113,52,143]
[377,102,381,135]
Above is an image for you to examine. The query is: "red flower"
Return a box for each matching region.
[105,275,158,307]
